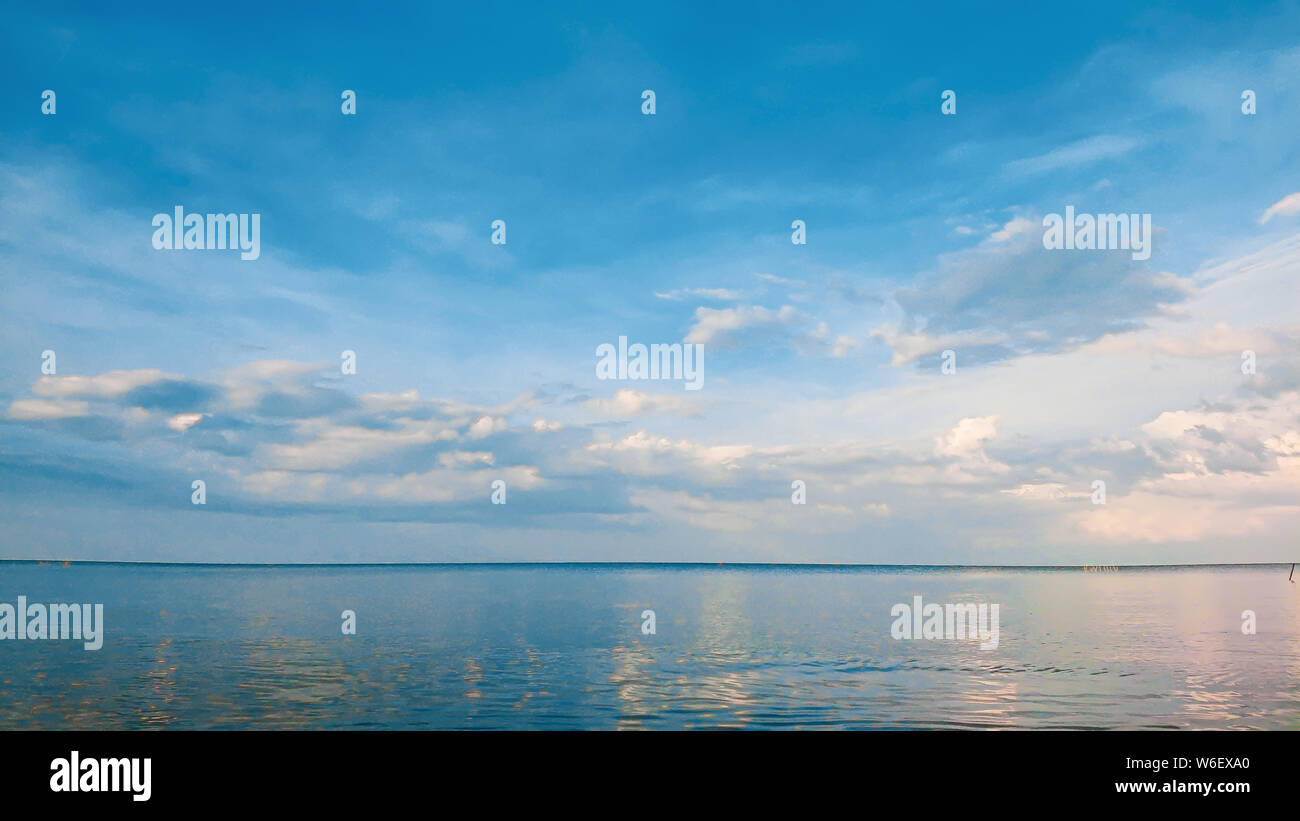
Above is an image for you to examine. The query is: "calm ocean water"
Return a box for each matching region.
[1,562,1297,730]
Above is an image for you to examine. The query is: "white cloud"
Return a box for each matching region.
[241,463,544,504]
[220,360,325,408]
[359,389,423,412]
[437,450,495,468]
[367,464,542,503]
[1089,322,1286,358]
[989,216,1037,243]
[8,398,90,419]
[935,416,1001,459]
[167,413,204,431]
[582,430,753,477]
[262,419,456,470]
[1004,135,1142,176]
[1000,482,1088,501]
[32,369,171,399]
[1259,192,1300,224]
[685,304,801,345]
[654,287,741,301]
[1069,392,1300,543]
[870,325,1008,366]
[467,415,506,439]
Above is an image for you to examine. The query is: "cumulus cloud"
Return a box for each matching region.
[437,450,495,468]
[882,213,1191,366]
[8,398,90,419]
[581,430,753,477]
[989,216,1038,242]
[4,360,557,515]
[467,415,506,439]
[5,301,1297,559]
[167,412,204,432]
[935,416,1000,459]
[988,391,1300,545]
[586,389,698,417]
[32,369,172,399]
[261,418,458,470]
[1000,482,1089,501]
[685,304,802,345]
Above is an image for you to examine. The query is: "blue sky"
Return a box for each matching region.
[2,0,1300,562]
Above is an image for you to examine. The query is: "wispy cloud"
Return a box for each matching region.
[1004,135,1143,177]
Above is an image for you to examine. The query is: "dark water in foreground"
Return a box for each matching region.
[1,563,1298,729]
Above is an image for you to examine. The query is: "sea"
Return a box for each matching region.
[1,562,1297,729]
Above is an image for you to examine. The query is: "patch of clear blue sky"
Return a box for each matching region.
[1,0,1297,402]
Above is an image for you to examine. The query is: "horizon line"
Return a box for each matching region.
[0,559,1294,570]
